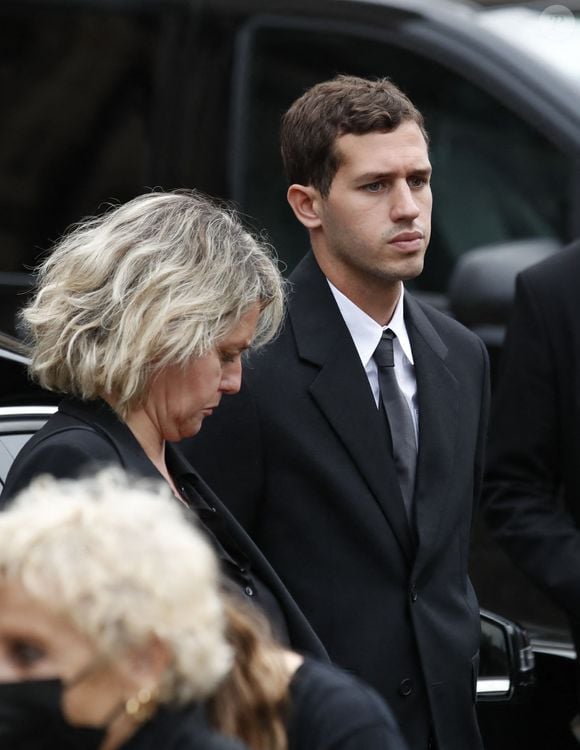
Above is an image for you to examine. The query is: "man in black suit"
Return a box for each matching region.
[483,240,580,720]
[185,75,489,750]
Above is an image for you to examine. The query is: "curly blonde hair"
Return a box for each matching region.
[0,468,233,705]
[22,190,285,417]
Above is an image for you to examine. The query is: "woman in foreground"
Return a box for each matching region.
[0,469,407,750]
[0,470,246,750]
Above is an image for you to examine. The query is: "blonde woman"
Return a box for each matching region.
[1,190,325,660]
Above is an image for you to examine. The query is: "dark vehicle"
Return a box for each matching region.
[2,0,580,744]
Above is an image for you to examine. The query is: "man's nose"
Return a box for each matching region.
[390,183,420,222]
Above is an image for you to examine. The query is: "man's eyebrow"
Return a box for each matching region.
[356,167,432,182]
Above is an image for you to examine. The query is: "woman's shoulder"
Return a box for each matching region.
[20,400,121,459]
[1,400,122,503]
[287,657,407,750]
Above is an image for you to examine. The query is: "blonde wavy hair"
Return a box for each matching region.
[0,468,233,705]
[22,190,285,417]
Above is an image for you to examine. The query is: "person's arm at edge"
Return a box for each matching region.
[482,271,580,617]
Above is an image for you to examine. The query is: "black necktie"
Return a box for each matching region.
[373,329,417,517]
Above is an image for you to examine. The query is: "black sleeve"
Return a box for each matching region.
[322,687,407,750]
[288,660,408,750]
[1,428,122,506]
[483,271,580,618]
[328,723,408,750]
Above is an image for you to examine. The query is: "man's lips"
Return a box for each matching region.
[389,231,424,251]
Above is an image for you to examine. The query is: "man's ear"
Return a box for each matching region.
[287,184,323,229]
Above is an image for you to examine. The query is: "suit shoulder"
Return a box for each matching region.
[414,298,486,354]
[520,242,580,294]
[244,314,295,370]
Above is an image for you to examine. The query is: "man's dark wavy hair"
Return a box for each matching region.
[281,74,429,196]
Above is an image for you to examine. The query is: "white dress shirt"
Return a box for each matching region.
[328,280,419,442]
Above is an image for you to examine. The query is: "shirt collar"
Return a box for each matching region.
[327,280,414,366]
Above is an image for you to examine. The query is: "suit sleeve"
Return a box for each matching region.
[1,428,122,506]
[482,272,580,619]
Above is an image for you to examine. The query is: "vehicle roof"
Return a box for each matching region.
[332,0,580,139]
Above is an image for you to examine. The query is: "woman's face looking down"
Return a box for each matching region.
[142,303,260,443]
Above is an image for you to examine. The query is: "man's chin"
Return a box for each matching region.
[395,253,425,281]
[376,256,425,284]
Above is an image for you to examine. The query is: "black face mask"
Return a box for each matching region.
[0,677,108,750]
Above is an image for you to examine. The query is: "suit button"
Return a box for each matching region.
[399,678,414,697]
[244,586,254,597]
[410,584,418,603]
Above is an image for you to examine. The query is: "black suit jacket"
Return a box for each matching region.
[185,253,490,750]
[0,397,327,660]
[483,240,580,653]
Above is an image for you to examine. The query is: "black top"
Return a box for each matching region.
[123,707,246,750]
[287,658,408,750]
[0,398,327,661]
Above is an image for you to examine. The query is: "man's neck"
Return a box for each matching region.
[315,257,402,326]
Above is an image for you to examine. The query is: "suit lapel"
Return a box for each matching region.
[289,255,415,561]
[405,297,459,564]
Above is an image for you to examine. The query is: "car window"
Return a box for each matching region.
[0,433,33,459]
[0,434,32,485]
[231,19,571,301]
[0,440,14,486]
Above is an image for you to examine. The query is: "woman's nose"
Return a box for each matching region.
[220,359,243,394]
